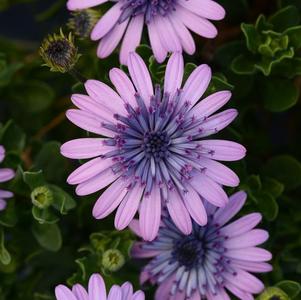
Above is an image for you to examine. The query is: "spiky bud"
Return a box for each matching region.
[101,249,125,272]
[31,186,53,209]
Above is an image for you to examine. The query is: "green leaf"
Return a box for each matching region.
[23,170,46,190]
[262,78,299,112]
[48,185,76,214]
[276,280,301,298]
[149,56,166,83]
[183,63,197,83]
[32,222,62,252]
[0,200,17,227]
[256,192,279,221]
[262,177,284,198]
[0,57,23,87]
[263,155,301,190]
[269,5,300,32]
[0,229,11,265]
[0,120,26,152]
[231,54,257,75]
[32,206,59,224]
[205,74,234,96]
[285,25,301,49]
[241,23,262,53]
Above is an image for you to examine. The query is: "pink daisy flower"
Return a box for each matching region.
[55,273,145,300]
[131,191,272,300]
[66,0,225,64]
[0,145,15,211]
[61,52,246,241]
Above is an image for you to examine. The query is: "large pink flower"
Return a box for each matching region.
[66,0,225,64]
[61,52,246,241]
[0,145,15,211]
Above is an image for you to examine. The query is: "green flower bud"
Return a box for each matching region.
[31,186,53,209]
[101,249,125,272]
[258,287,289,300]
[39,29,80,73]
[68,9,100,39]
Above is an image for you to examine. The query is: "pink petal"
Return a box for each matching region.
[55,285,77,300]
[0,199,7,211]
[224,269,264,294]
[213,191,247,226]
[231,260,273,273]
[166,189,192,235]
[66,109,114,137]
[169,15,196,55]
[164,52,184,96]
[114,184,144,230]
[97,20,129,58]
[133,291,145,300]
[147,21,168,63]
[139,185,161,241]
[0,146,5,163]
[206,289,230,300]
[108,285,122,300]
[226,247,272,262]
[225,283,254,300]
[129,219,142,238]
[67,0,107,10]
[121,282,133,299]
[60,138,111,159]
[128,53,153,106]
[0,190,13,198]
[109,68,136,106]
[0,168,15,183]
[155,275,175,300]
[224,229,269,249]
[90,2,122,40]
[221,213,262,237]
[182,185,207,226]
[189,90,232,118]
[181,64,211,108]
[120,15,144,65]
[176,6,218,38]
[131,242,161,258]
[75,168,119,196]
[93,177,128,219]
[178,0,225,21]
[190,172,228,207]
[197,157,239,187]
[198,140,246,161]
[88,274,106,300]
[72,284,88,300]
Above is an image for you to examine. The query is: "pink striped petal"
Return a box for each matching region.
[128,53,153,105]
[225,283,254,300]
[221,213,262,237]
[66,109,114,137]
[114,184,144,230]
[55,285,77,300]
[88,274,106,300]
[147,20,168,63]
[92,177,128,219]
[109,68,136,106]
[198,140,246,161]
[166,189,192,235]
[183,185,207,226]
[169,15,196,55]
[72,284,88,300]
[176,6,218,38]
[75,168,119,196]
[178,0,225,21]
[139,185,161,241]
[213,191,247,226]
[224,229,269,249]
[67,0,107,10]
[164,52,184,96]
[0,169,15,182]
[189,90,232,118]
[231,260,273,273]
[108,285,122,300]
[120,15,144,65]
[67,157,113,185]
[226,247,272,262]
[198,157,239,187]
[60,138,111,159]
[190,172,228,207]
[97,20,129,58]
[90,2,122,40]
[181,64,211,108]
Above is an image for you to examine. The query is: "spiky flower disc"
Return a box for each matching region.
[61,52,246,241]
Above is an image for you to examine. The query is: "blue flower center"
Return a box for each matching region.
[143,131,170,160]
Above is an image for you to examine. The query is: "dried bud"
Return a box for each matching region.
[68,9,100,39]
[39,29,80,73]
[101,249,125,272]
[31,186,53,209]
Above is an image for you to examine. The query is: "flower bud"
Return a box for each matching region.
[39,29,80,73]
[258,287,289,300]
[31,186,53,209]
[101,249,125,272]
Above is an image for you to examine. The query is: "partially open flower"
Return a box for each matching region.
[102,249,125,272]
[31,186,53,209]
[39,29,80,73]
[68,9,100,39]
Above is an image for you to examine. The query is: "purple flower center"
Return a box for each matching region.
[119,0,177,23]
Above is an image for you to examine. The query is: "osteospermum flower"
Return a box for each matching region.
[61,52,246,241]
[131,191,272,300]
[55,273,145,300]
[66,0,225,64]
[0,145,15,211]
